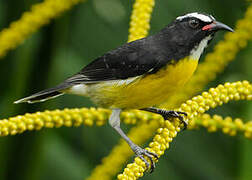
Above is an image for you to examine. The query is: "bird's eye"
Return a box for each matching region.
[189,19,200,29]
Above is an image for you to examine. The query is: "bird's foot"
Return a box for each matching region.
[132,145,158,173]
[141,108,188,131]
[160,110,188,131]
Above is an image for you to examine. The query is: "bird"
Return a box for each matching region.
[14,12,233,172]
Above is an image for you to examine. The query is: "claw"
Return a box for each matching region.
[147,150,159,159]
[176,111,188,116]
[133,145,158,173]
[138,154,150,169]
[161,110,188,131]
[180,119,188,131]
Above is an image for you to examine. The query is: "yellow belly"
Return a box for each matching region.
[88,58,198,109]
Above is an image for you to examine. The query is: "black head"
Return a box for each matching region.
[176,13,232,40]
[158,12,234,60]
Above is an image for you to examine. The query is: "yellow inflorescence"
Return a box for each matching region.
[0,107,158,137]
[189,114,252,138]
[128,0,155,42]
[0,108,109,136]
[162,3,252,108]
[118,81,252,179]
[3,104,251,139]
[0,0,83,58]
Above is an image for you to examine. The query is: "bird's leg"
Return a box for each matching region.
[141,107,188,130]
[109,109,158,172]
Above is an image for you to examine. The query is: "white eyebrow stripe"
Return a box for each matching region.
[176,12,214,23]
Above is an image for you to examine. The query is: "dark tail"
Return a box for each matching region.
[14,84,69,104]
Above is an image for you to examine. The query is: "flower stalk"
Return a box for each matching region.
[0,0,83,58]
[128,0,155,42]
[190,114,252,138]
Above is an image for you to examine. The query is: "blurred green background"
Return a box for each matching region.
[0,0,251,179]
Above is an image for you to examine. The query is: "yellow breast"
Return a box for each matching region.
[89,57,198,109]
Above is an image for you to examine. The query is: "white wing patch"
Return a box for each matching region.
[67,84,88,96]
[66,76,139,96]
[176,12,215,23]
[190,35,212,60]
[102,76,139,86]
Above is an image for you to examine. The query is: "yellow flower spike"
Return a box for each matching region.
[161,3,252,108]
[117,81,252,179]
[244,122,252,138]
[188,113,252,140]
[0,0,84,58]
[128,0,155,42]
[0,108,111,136]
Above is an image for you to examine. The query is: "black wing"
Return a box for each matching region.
[65,37,170,85]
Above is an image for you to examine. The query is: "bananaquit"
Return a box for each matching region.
[15,12,233,171]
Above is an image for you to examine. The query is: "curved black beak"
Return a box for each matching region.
[202,21,234,32]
